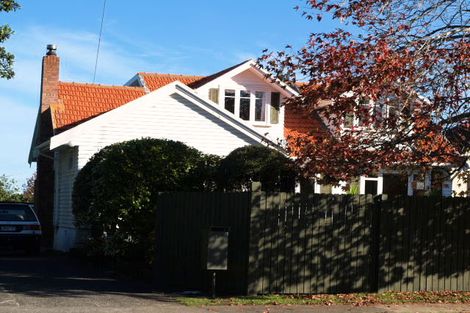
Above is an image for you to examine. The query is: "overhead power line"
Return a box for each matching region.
[93,0,107,83]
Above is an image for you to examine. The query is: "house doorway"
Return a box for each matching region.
[364,180,378,195]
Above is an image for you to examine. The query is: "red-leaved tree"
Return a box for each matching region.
[259,0,469,184]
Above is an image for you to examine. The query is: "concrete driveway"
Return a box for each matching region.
[0,253,468,313]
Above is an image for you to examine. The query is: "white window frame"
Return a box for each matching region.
[223,89,236,115]
[341,98,397,132]
[254,91,267,123]
[359,175,383,195]
[239,90,251,121]
[222,88,277,125]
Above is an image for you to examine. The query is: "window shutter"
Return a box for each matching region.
[270,92,280,124]
[209,88,219,104]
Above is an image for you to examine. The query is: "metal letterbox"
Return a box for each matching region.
[206,227,229,271]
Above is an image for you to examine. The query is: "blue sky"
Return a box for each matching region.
[0,0,340,187]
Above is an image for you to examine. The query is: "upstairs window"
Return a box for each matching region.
[356,97,371,127]
[344,113,354,128]
[224,89,235,113]
[239,90,251,120]
[255,91,266,121]
[343,97,373,129]
[221,89,280,124]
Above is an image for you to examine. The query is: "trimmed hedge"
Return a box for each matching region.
[217,145,298,192]
[72,138,220,264]
[73,141,297,266]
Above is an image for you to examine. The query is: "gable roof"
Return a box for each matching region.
[138,73,205,91]
[41,59,300,140]
[187,60,251,88]
[52,82,145,133]
[50,81,284,153]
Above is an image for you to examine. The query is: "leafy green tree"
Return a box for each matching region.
[22,172,35,203]
[0,174,22,201]
[217,145,299,192]
[0,0,20,79]
[73,138,220,264]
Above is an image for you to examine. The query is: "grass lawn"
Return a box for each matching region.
[177,291,470,306]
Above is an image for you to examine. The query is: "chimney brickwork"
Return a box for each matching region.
[40,52,60,113]
[36,45,60,248]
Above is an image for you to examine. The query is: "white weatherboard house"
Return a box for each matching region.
[29,46,301,251]
[29,46,467,251]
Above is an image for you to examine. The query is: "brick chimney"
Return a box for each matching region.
[40,44,60,113]
[36,44,60,248]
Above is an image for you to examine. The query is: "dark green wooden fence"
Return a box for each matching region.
[378,196,470,292]
[248,193,377,294]
[155,192,251,294]
[154,191,470,295]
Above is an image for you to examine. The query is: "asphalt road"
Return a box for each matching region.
[0,253,468,313]
[0,252,206,313]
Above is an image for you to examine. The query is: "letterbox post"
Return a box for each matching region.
[206,226,229,297]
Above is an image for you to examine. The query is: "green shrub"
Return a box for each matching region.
[72,138,220,265]
[217,145,299,192]
[347,181,360,195]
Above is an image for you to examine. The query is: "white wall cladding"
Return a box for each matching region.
[50,82,277,251]
[74,91,262,168]
[53,147,79,251]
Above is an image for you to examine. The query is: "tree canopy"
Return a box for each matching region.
[0,0,19,79]
[0,173,36,202]
[260,0,469,184]
[0,174,22,202]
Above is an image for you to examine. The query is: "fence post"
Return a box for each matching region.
[370,194,385,292]
[247,182,263,295]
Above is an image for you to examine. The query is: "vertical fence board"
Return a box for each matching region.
[463,197,468,290]
[310,195,320,294]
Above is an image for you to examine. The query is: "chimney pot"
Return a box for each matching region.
[46,44,57,56]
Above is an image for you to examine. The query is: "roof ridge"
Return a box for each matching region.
[138,72,205,78]
[58,81,145,90]
[188,59,252,88]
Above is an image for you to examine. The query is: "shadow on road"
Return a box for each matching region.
[0,252,173,302]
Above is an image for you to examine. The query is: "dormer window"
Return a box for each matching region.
[255,91,265,122]
[224,89,235,114]
[356,98,372,127]
[343,97,374,129]
[239,90,251,120]
[220,88,280,124]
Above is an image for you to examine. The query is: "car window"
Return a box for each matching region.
[0,204,37,222]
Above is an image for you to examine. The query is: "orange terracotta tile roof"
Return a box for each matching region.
[284,106,331,153]
[52,82,146,132]
[49,61,288,133]
[138,60,251,91]
[139,73,205,91]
